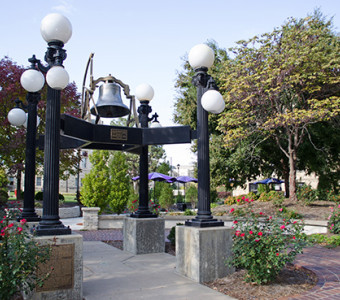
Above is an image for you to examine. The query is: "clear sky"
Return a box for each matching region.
[1,0,339,168]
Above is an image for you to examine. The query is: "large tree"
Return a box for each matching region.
[0,57,81,198]
[218,11,340,201]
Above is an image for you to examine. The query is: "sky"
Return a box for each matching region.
[1,0,339,168]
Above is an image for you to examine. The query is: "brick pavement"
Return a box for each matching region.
[286,246,340,299]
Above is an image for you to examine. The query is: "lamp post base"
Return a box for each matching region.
[185,218,224,227]
[130,212,157,218]
[35,224,71,236]
[17,210,41,222]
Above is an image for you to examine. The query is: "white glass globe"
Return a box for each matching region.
[20,69,45,92]
[188,44,215,69]
[150,121,162,128]
[46,66,69,90]
[40,13,72,44]
[201,90,225,114]
[23,114,40,128]
[135,83,154,102]
[7,108,27,126]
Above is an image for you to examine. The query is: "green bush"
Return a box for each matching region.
[167,223,183,246]
[308,234,340,248]
[257,184,270,194]
[35,191,43,201]
[159,184,175,210]
[230,197,306,284]
[186,185,198,209]
[329,205,340,234]
[297,184,318,206]
[278,207,303,219]
[224,196,237,205]
[184,209,195,216]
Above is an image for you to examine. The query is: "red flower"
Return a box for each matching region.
[259,212,263,215]
[20,219,26,225]
[230,208,235,213]
[280,225,285,230]
[242,196,245,200]
[255,239,260,242]
[233,220,238,224]
[276,253,279,256]
[17,227,23,233]
[249,230,253,235]
[8,223,14,228]
[258,232,263,236]
[292,236,296,240]
[235,230,240,236]
[240,233,245,237]
[237,199,241,202]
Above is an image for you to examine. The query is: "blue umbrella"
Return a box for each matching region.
[254,178,284,184]
[132,172,175,201]
[174,176,198,201]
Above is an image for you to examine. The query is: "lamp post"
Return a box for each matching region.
[185,44,225,227]
[15,13,72,235]
[7,92,42,222]
[177,164,180,197]
[130,83,157,218]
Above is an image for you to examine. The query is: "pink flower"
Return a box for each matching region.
[20,219,26,225]
[249,230,253,235]
[8,223,14,228]
[235,230,240,236]
[250,199,254,202]
[255,239,260,242]
[17,227,23,233]
[293,221,297,224]
[280,225,285,230]
[240,233,245,237]
[279,208,283,212]
[245,198,249,202]
[268,216,272,220]
[237,198,241,202]
[233,220,238,224]
[242,196,245,200]
[230,208,235,213]
[338,204,340,208]
[258,232,263,236]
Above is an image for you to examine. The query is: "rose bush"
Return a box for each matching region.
[328,204,340,234]
[0,207,51,300]
[230,197,307,284]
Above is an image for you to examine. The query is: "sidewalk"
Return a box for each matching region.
[82,241,235,300]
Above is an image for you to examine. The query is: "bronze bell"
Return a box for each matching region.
[91,82,130,118]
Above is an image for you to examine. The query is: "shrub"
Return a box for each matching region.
[186,185,198,209]
[246,192,258,201]
[257,184,270,194]
[167,223,183,246]
[224,196,237,205]
[184,209,195,216]
[328,205,340,234]
[0,208,51,299]
[35,191,43,201]
[278,207,303,219]
[308,234,340,248]
[297,184,318,206]
[230,198,306,284]
[159,184,175,210]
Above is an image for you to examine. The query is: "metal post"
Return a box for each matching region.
[35,87,71,235]
[131,101,156,218]
[185,68,223,227]
[35,42,71,235]
[18,93,41,222]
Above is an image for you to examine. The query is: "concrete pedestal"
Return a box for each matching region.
[82,207,100,230]
[30,233,83,300]
[176,226,234,283]
[123,217,165,255]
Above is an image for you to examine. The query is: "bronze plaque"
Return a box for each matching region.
[110,128,128,140]
[36,244,74,292]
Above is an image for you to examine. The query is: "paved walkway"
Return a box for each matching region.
[286,246,340,299]
[68,219,340,299]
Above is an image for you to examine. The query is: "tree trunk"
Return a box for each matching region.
[16,169,22,201]
[288,148,298,202]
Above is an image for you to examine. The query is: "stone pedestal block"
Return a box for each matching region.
[30,233,83,300]
[176,226,234,283]
[123,217,165,255]
[82,207,100,230]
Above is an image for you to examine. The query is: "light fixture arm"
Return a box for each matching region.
[28,55,49,74]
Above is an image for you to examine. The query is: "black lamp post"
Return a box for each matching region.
[7,94,41,222]
[184,44,225,228]
[15,13,73,235]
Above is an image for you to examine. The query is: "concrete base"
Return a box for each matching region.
[29,233,83,300]
[123,217,165,255]
[176,226,234,283]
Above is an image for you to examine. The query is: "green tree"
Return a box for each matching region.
[0,57,81,199]
[80,150,111,211]
[159,183,174,210]
[185,185,198,208]
[108,151,130,214]
[218,11,340,201]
